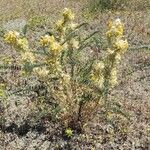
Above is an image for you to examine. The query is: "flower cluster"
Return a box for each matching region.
[39,8,79,78]
[4,30,35,66]
[4,30,19,44]
[63,8,75,21]
[33,67,49,79]
[91,19,128,88]
[106,19,124,39]
[55,8,78,41]
[39,35,55,47]
[4,31,29,51]
[68,38,79,49]
[91,61,105,89]
[106,19,128,87]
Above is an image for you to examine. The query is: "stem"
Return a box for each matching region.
[103,52,116,120]
[69,48,75,79]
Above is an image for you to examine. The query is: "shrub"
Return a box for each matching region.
[89,0,128,11]
[88,0,150,12]
[1,8,129,132]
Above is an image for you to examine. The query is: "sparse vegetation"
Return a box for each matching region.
[0,0,149,149]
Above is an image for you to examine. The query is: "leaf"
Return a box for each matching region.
[22,24,28,36]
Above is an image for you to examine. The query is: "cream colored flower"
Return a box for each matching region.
[114,39,129,53]
[106,19,124,39]
[107,48,114,54]
[56,19,66,32]
[70,39,79,49]
[110,67,118,86]
[97,76,104,88]
[56,19,64,27]
[63,43,68,49]
[49,41,62,54]
[4,30,19,44]
[115,53,121,62]
[90,60,105,89]
[17,38,29,50]
[21,51,35,63]
[40,35,55,47]
[61,73,71,84]
[114,18,122,26]
[68,22,78,30]
[33,67,49,78]
[93,61,105,71]
[63,8,75,21]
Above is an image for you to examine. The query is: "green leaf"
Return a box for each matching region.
[22,24,28,36]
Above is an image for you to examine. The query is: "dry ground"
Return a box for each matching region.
[0,0,150,149]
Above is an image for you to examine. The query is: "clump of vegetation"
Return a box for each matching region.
[89,0,150,12]
[1,8,129,133]
[89,0,128,11]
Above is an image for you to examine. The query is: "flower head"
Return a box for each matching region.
[106,18,124,39]
[109,67,118,87]
[33,67,49,78]
[91,61,105,89]
[114,39,129,54]
[68,22,78,30]
[63,8,75,21]
[40,35,55,47]
[4,30,19,44]
[49,41,62,54]
[21,51,35,63]
[56,19,66,32]
[93,61,105,71]
[17,38,29,50]
[69,39,79,49]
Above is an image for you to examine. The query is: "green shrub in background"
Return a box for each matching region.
[89,0,150,12]
[89,0,128,11]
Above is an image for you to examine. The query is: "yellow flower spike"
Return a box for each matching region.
[33,67,49,78]
[49,41,62,54]
[106,19,124,39]
[17,38,29,50]
[40,35,55,47]
[114,39,129,53]
[91,60,105,88]
[21,51,35,63]
[56,19,66,32]
[93,61,105,71]
[110,67,118,87]
[63,8,75,21]
[106,26,123,39]
[4,30,19,44]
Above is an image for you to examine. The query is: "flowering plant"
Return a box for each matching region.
[1,8,128,131]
